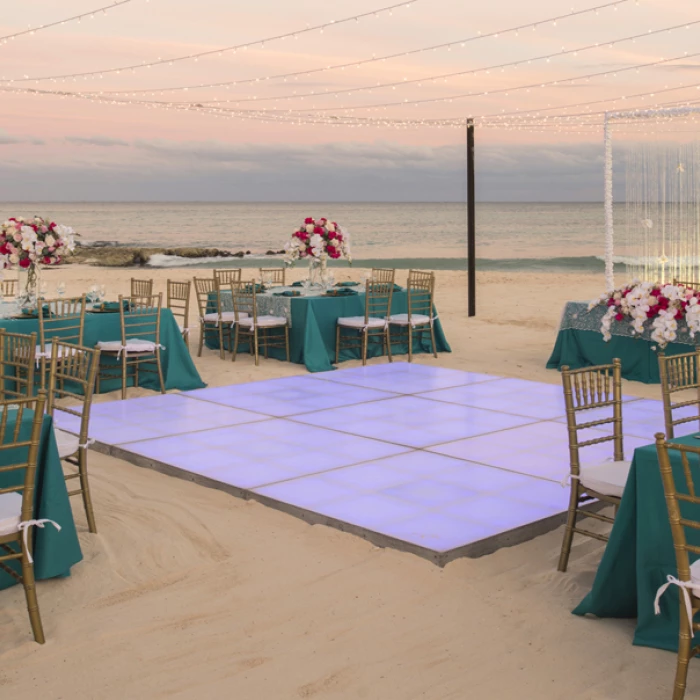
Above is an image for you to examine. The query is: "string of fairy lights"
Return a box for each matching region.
[0,0,136,45]
[4,0,700,135]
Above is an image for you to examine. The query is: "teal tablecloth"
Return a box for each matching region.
[547,301,695,384]
[207,289,451,372]
[0,308,205,393]
[573,433,700,653]
[0,411,82,590]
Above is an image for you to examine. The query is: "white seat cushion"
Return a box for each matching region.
[579,460,632,499]
[35,343,78,360]
[238,315,287,328]
[55,428,80,458]
[337,316,387,329]
[387,313,431,326]
[97,339,160,354]
[0,491,22,537]
[203,311,246,324]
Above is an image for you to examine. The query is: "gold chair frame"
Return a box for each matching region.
[37,296,87,390]
[371,268,396,284]
[336,281,394,367]
[259,268,286,286]
[655,434,700,700]
[388,270,438,362]
[194,277,235,360]
[0,279,17,299]
[0,391,49,643]
[130,278,154,297]
[0,329,36,401]
[558,359,624,572]
[96,294,165,400]
[230,280,290,366]
[47,341,100,533]
[167,279,191,352]
[659,349,700,439]
[674,279,698,290]
[214,269,242,285]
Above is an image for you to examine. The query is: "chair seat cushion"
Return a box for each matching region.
[203,311,246,323]
[55,428,80,458]
[97,339,160,354]
[35,343,78,360]
[580,460,632,499]
[238,315,287,328]
[337,316,387,329]
[387,313,431,326]
[0,491,22,536]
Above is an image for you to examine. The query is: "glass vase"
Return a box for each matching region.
[17,264,39,309]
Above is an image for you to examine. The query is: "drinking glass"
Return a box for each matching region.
[56,282,66,298]
[99,285,107,301]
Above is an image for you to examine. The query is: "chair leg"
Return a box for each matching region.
[385,327,393,362]
[408,325,413,363]
[197,323,204,357]
[673,611,693,700]
[558,482,580,572]
[335,325,341,364]
[231,325,239,362]
[362,329,368,366]
[218,323,225,360]
[20,539,45,644]
[78,450,97,534]
[121,354,128,400]
[285,325,290,362]
[430,324,438,358]
[263,329,269,359]
[156,351,166,395]
[253,328,260,366]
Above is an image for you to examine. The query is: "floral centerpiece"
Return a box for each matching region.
[284,217,351,285]
[0,216,77,304]
[588,280,700,347]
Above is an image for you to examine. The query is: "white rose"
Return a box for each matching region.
[306,224,314,233]
[44,234,55,247]
[327,223,336,232]
[9,254,19,264]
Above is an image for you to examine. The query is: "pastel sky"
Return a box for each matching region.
[1,0,699,201]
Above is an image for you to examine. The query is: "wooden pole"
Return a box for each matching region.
[467,118,476,317]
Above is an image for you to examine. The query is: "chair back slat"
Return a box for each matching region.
[119,294,162,344]
[130,278,153,298]
[214,269,242,285]
[407,270,434,320]
[166,280,191,331]
[364,281,393,322]
[258,268,286,286]
[659,349,700,438]
[0,393,47,522]
[0,279,17,299]
[38,295,86,351]
[231,280,257,323]
[194,277,225,319]
[561,359,624,475]
[371,268,395,285]
[46,342,100,448]
[0,329,36,400]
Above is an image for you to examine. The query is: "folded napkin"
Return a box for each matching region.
[325,288,359,297]
[291,281,304,287]
[273,290,301,297]
[21,304,50,317]
[242,283,266,293]
[335,281,359,287]
[98,300,130,312]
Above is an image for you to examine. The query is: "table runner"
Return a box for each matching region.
[0,411,82,591]
[573,433,700,653]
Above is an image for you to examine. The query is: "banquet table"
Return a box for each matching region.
[207,285,451,372]
[0,410,82,591]
[0,307,205,394]
[547,301,695,384]
[573,433,700,653]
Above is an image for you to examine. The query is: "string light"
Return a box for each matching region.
[0,0,417,83]
[82,0,632,96]
[0,0,136,45]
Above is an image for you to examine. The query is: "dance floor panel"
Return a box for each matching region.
[64,363,655,565]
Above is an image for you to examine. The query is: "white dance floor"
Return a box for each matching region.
[57,363,661,565]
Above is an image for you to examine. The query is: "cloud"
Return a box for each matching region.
[0,130,44,146]
[65,135,129,147]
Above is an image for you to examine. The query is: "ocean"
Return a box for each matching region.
[0,202,622,272]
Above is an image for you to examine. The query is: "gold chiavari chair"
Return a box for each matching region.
[259,268,286,286]
[0,391,51,643]
[674,279,698,290]
[654,434,700,700]
[371,268,396,284]
[0,279,17,299]
[230,280,289,366]
[336,281,394,366]
[659,349,700,439]
[96,294,165,400]
[387,270,438,362]
[166,279,191,351]
[193,277,239,360]
[0,329,36,401]
[558,359,629,572]
[37,295,87,390]
[130,278,153,297]
[213,268,242,285]
[47,341,100,533]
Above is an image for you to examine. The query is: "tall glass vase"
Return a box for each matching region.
[17,264,39,308]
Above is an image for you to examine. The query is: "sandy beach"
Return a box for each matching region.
[0,265,680,699]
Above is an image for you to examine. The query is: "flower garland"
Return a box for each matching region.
[0,216,76,269]
[589,280,700,347]
[284,217,351,265]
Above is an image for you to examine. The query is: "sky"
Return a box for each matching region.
[1,0,699,202]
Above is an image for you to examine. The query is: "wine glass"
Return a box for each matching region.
[99,285,107,302]
[56,282,66,298]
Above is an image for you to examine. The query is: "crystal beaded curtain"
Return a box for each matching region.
[624,140,700,285]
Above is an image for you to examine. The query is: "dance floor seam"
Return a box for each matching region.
[62,363,662,565]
